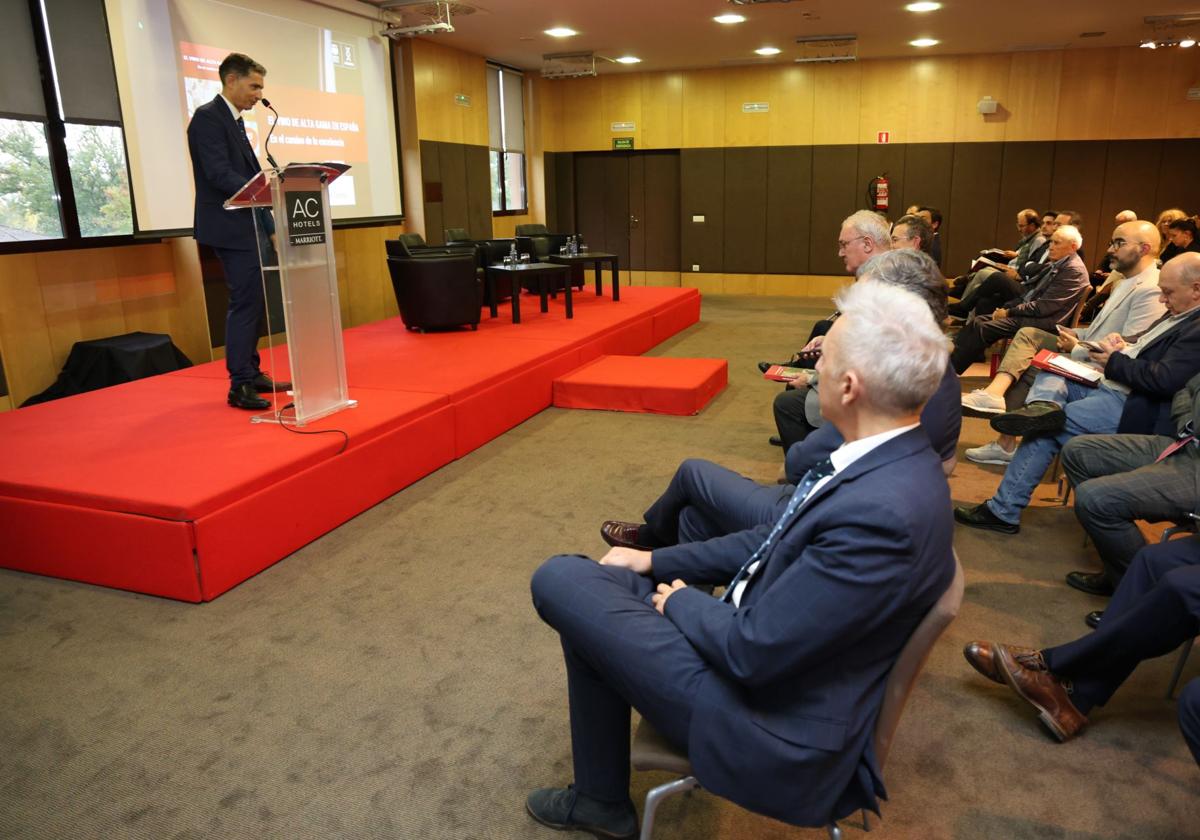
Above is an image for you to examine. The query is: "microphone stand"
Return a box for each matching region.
[260,98,281,172]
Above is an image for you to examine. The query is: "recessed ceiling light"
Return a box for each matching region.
[615,55,642,64]
[713,13,746,24]
[1140,39,1157,49]
[909,38,939,47]
[544,27,577,38]
[1182,37,1197,47]
[755,46,782,56]
[905,2,941,11]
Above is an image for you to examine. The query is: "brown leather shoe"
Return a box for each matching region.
[600,520,651,551]
[963,641,1040,684]
[995,644,1088,742]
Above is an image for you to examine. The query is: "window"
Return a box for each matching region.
[0,0,133,247]
[486,64,526,214]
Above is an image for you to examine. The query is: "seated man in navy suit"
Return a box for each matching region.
[599,249,960,553]
[963,536,1200,766]
[526,280,956,838]
[186,52,289,410]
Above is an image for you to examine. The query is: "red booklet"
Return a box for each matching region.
[1030,349,1102,387]
[762,365,811,383]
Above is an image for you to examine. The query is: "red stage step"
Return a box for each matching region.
[553,355,728,416]
[0,287,702,601]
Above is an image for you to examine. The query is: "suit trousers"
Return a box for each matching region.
[951,316,1024,374]
[1043,537,1200,718]
[773,386,816,452]
[955,269,1021,319]
[530,555,708,801]
[642,458,789,546]
[213,245,264,386]
[1061,434,1197,585]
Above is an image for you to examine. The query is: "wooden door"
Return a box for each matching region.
[573,151,680,273]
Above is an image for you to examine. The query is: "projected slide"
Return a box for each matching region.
[106,0,402,235]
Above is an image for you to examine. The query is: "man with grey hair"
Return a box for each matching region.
[949,224,1090,374]
[766,210,892,448]
[527,281,954,838]
[601,251,959,553]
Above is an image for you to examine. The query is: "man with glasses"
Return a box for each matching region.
[948,224,1089,374]
[891,214,935,254]
[960,221,1165,464]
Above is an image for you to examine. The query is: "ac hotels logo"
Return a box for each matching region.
[287,190,326,245]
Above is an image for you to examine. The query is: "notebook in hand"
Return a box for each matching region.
[763,365,813,383]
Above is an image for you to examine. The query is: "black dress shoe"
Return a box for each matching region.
[228,382,270,410]
[1065,570,1114,597]
[526,785,637,840]
[769,435,783,447]
[953,502,1020,534]
[1085,610,1103,629]
[990,401,1066,437]
[252,373,291,393]
[757,360,772,374]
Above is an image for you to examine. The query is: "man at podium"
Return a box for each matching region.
[187,52,290,410]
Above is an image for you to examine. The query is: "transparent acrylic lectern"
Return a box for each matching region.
[225,163,355,426]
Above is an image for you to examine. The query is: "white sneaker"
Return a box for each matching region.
[965,440,1015,465]
[961,389,1006,414]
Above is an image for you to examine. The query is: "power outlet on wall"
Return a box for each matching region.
[692,264,700,272]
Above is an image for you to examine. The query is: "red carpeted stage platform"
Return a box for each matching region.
[0,286,700,602]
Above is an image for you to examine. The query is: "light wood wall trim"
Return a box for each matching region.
[681,272,849,297]
[538,47,1200,152]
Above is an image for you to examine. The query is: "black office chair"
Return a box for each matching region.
[386,251,482,332]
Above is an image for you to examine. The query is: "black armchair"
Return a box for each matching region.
[386,252,482,332]
[398,232,426,249]
[444,227,471,244]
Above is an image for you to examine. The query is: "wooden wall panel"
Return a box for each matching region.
[682,69,726,149]
[438,141,470,241]
[768,66,814,147]
[1110,48,1171,141]
[1098,140,1163,245]
[0,254,56,404]
[808,145,859,275]
[535,77,564,152]
[464,144,492,240]
[410,40,487,145]
[641,152,681,272]
[574,154,608,255]
[946,142,1005,272]
[602,75,643,149]
[723,147,768,273]
[1004,50,1063,142]
[560,76,606,151]
[907,58,957,143]
[1056,50,1117,141]
[993,141,1054,245]
[857,60,908,144]
[554,152,576,233]
[680,149,725,273]
[1164,49,1200,139]
[954,54,1011,143]
[723,66,773,147]
[602,155,631,267]
[419,139,443,245]
[899,143,953,226]
[1050,141,1109,253]
[811,62,861,145]
[765,146,813,274]
[543,151,559,233]
[642,72,684,150]
[1154,140,1200,217]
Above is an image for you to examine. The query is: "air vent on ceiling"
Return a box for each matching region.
[541,52,597,79]
[729,0,801,5]
[1079,31,1105,38]
[794,34,857,63]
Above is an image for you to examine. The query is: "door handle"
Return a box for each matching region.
[630,215,639,229]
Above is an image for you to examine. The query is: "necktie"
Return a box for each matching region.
[721,458,835,604]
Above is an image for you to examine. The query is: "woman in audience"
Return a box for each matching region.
[1156,208,1189,258]
[1162,217,1200,265]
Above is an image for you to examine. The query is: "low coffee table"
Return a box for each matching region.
[485,262,572,324]
[547,251,620,301]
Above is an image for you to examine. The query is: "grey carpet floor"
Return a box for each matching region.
[1,295,1196,840]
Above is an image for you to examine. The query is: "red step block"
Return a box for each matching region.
[553,355,727,416]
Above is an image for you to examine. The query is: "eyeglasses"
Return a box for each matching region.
[1108,238,1145,251]
[838,235,868,250]
[889,234,914,244]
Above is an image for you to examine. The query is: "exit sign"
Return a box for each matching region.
[613,137,635,150]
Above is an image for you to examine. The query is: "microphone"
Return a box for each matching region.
[260,98,280,171]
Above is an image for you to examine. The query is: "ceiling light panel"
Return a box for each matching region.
[755,46,782,55]
[905,2,942,11]
[544,27,577,38]
[910,37,939,47]
[714,13,746,24]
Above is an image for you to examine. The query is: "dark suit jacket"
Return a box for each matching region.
[785,360,961,480]
[186,95,273,251]
[1107,308,1200,436]
[1003,252,1089,327]
[650,428,955,826]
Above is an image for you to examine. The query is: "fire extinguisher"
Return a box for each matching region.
[867,174,889,213]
